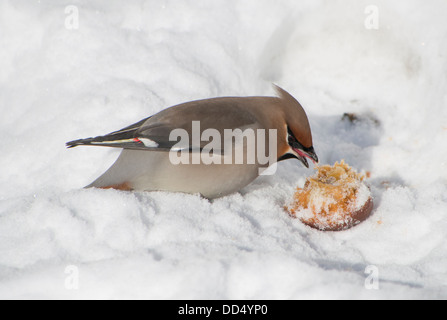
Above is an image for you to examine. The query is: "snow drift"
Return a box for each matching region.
[1,0,446,299]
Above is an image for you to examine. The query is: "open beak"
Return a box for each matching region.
[285,127,318,169]
[293,146,319,168]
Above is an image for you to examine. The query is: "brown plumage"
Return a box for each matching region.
[67,85,318,198]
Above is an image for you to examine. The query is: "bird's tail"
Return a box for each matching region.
[66,116,151,149]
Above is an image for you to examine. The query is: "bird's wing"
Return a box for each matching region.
[66,97,261,152]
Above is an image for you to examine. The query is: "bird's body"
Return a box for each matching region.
[87,149,260,199]
[67,86,318,199]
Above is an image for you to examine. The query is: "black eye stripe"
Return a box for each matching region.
[287,126,304,149]
[302,145,315,153]
[287,126,315,153]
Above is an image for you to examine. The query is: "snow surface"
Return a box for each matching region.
[1,0,447,299]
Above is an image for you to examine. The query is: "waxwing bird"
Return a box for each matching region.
[66,86,318,199]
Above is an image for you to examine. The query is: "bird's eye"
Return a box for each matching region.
[287,132,294,143]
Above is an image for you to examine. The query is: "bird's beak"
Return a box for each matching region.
[293,146,319,168]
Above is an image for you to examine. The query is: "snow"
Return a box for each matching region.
[1,0,447,299]
[354,183,370,211]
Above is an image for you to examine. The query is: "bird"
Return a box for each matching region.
[66,85,318,199]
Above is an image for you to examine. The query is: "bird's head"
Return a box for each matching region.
[275,86,318,168]
[283,125,318,168]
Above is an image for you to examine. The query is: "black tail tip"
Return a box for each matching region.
[66,141,77,148]
[66,139,87,148]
